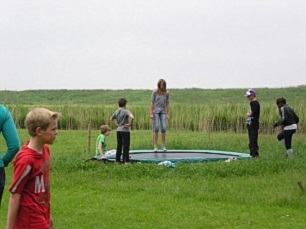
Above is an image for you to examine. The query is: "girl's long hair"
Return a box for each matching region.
[156,79,168,95]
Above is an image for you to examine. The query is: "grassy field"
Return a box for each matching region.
[1,85,306,106]
[0,87,305,228]
[2,86,306,134]
[1,129,306,228]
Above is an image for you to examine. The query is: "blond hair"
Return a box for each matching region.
[100,125,111,134]
[25,108,61,136]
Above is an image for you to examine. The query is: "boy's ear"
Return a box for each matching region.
[35,126,44,136]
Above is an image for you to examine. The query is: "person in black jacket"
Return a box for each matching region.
[244,89,260,158]
[273,97,299,157]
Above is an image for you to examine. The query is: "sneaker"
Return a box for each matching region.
[162,146,167,152]
[286,149,293,157]
[154,146,158,152]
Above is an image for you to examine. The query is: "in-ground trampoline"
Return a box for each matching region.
[103,149,251,163]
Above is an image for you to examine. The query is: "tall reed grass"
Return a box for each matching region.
[5,103,305,134]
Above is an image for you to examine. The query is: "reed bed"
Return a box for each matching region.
[5,103,305,134]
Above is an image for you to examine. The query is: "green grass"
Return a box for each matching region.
[1,130,306,228]
[2,86,306,134]
[1,85,306,105]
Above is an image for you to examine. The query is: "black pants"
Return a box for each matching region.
[116,131,130,163]
[0,167,5,208]
[277,129,296,150]
[247,127,259,157]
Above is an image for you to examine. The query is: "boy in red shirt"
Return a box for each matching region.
[6,108,61,229]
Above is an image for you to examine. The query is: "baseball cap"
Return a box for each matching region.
[244,89,256,97]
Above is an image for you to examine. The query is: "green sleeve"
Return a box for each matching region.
[0,107,20,167]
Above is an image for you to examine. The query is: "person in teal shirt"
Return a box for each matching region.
[0,105,20,207]
[95,125,111,160]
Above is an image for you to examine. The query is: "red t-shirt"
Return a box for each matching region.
[9,142,51,229]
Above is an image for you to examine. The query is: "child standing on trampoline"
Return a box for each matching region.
[244,89,260,158]
[110,98,134,164]
[150,79,170,152]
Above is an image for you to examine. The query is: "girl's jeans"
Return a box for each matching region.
[153,113,166,133]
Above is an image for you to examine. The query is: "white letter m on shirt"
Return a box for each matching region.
[35,175,45,193]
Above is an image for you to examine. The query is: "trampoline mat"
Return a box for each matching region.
[127,149,251,163]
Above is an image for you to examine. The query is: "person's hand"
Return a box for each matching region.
[246,117,252,125]
[273,123,278,128]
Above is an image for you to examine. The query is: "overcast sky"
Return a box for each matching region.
[1,0,305,91]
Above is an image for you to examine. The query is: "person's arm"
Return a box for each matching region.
[150,102,154,119]
[274,107,285,128]
[150,91,156,119]
[166,102,170,119]
[1,110,20,167]
[124,113,134,129]
[6,193,21,229]
[246,110,253,117]
[110,113,118,128]
[247,102,254,117]
[277,108,285,125]
[166,92,170,119]
[129,113,134,126]
[111,118,118,127]
[129,113,134,122]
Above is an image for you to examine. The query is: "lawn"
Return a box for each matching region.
[1,129,306,228]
